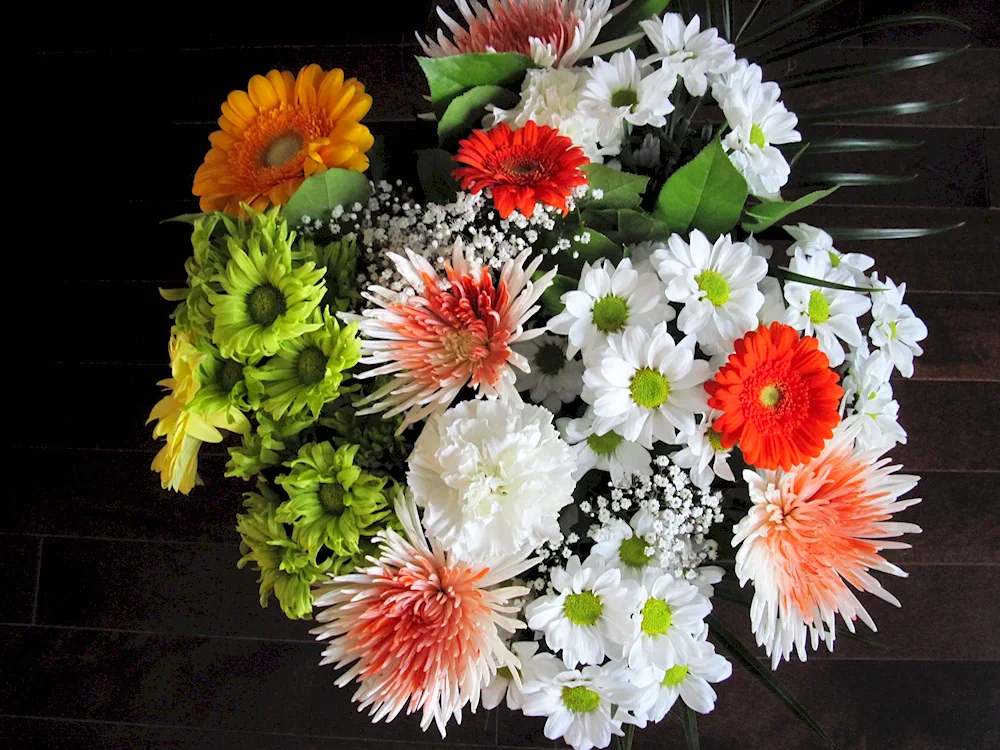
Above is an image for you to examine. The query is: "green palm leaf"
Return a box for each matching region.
[681,705,701,749]
[796,99,963,123]
[735,0,767,42]
[795,172,919,186]
[777,47,968,90]
[736,0,846,48]
[826,223,965,241]
[794,138,923,154]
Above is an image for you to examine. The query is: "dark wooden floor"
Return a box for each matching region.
[6,2,998,748]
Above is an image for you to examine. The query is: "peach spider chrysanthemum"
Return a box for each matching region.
[733,416,922,669]
[342,243,556,432]
[310,489,535,737]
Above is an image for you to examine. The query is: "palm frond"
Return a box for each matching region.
[826,223,966,241]
[796,99,963,123]
[735,0,767,43]
[795,138,923,154]
[795,172,919,186]
[777,47,968,90]
[736,0,846,48]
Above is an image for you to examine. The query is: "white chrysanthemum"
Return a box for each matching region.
[640,13,736,96]
[784,222,874,283]
[672,410,735,490]
[783,251,872,367]
[559,408,653,484]
[581,49,677,141]
[590,515,656,581]
[869,274,927,378]
[407,398,576,562]
[756,276,786,326]
[653,230,768,355]
[843,347,907,451]
[634,132,661,168]
[691,565,725,600]
[630,639,732,725]
[482,640,539,710]
[626,568,712,671]
[583,323,711,445]
[514,332,584,412]
[548,257,674,359]
[526,553,643,667]
[717,62,800,198]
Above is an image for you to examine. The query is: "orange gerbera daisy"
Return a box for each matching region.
[193,65,375,216]
[705,321,843,470]
[452,121,589,219]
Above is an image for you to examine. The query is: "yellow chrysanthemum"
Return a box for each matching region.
[193,64,375,216]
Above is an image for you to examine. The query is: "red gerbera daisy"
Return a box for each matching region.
[705,321,843,470]
[452,121,589,219]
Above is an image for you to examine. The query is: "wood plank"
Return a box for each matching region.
[859,0,998,48]
[987,129,1000,208]
[903,292,1000,381]
[1,536,40,625]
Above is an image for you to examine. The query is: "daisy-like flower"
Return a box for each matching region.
[526,553,642,667]
[583,323,711,445]
[630,639,732,725]
[672,410,736,491]
[653,230,768,355]
[482,640,540,710]
[344,244,555,431]
[310,488,534,737]
[590,516,657,580]
[784,223,874,283]
[559,408,653,485]
[733,416,922,668]
[705,322,844,471]
[452,121,589,219]
[514,332,584,412]
[640,13,736,96]
[194,65,374,215]
[869,274,927,378]
[580,49,677,142]
[843,347,907,451]
[757,276,787,326]
[626,568,711,671]
[407,398,576,562]
[783,251,872,367]
[548,257,674,359]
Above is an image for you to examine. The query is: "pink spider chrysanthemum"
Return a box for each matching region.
[343,244,555,431]
[310,489,535,737]
[733,416,922,669]
[417,0,638,68]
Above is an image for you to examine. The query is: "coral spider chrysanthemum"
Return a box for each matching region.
[452,121,589,219]
[193,65,375,216]
[705,321,843,470]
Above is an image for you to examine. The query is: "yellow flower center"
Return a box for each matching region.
[661,664,689,687]
[759,384,782,408]
[592,294,630,333]
[640,597,673,636]
[444,330,476,362]
[749,123,767,148]
[562,685,601,713]
[247,283,287,326]
[586,430,623,456]
[296,346,328,385]
[807,290,831,324]
[618,535,651,568]
[535,343,566,376]
[630,368,670,408]
[696,270,730,306]
[262,133,304,167]
[564,591,603,626]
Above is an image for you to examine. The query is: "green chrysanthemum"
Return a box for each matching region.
[320,381,409,467]
[245,311,361,420]
[235,484,330,620]
[295,234,360,313]
[209,208,326,362]
[274,442,393,561]
[225,410,312,480]
[188,345,251,416]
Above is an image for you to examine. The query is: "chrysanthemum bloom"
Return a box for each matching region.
[310,490,534,737]
[452,121,589,219]
[343,244,555,431]
[733,417,922,668]
[194,65,374,215]
[706,322,843,470]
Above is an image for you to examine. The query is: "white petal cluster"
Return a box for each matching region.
[514,332,585,412]
[640,13,736,96]
[580,49,678,142]
[869,274,928,378]
[842,345,907,452]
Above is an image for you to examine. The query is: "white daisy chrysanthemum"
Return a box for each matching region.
[783,251,872,367]
[630,638,732,725]
[757,276,787,326]
[672,410,736,491]
[559,408,653,485]
[526,553,642,667]
[514,332,585,412]
[590,514,657,581]
[843,347,907,452]
[407,398,576,563]
[481,640,540,710]
[784,222,874,283]
[869,274,927,378]
[580,49,678,142]
[625,567,712,671]
[582,323,711,445]
[640,13,736,96]
[652,230,768,355]
[548,257,674,359]
[691,565,726,600]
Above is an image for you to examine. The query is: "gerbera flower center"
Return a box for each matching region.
[640,597,673,636]
[535,343,566,376]
[561,685,601,714]
[807,290,831,324]
[630,368,671,408]
[319,482,345,514]
[749,123,767,148]
[618,534,651,569]
[707,428,724,451]
[261,133,304,167]
[296,346,328,385]
[587,430,623,456]
[696,270,731,306]
[759,384,782,408]
[592,294,630,333]
[611,88,639,110]
[246,283,287,326]
[661,664,689,687]
[217,360,244,392]
[564,591,603,625]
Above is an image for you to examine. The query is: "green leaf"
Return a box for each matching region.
[579,164,650,210]
[741,187,839,233]
[799,137,923,154]
[617,209,672,243]
[417,53,535,114]
[796,99,962,123]
[283,169,372,227]
[536,272,577,315]
[797,172,919,186]
[775,268,882,293]
[655,138,748,237]
[161,212,206,224]
[437,85,519,144]
[737,0,846,47]
[681,705,701,750]
[707,615,839,749]
[416,148,460,205]
[825,223,965,241]
[777,47,968,90]
[540,225,620,277]
[596,0,671,45]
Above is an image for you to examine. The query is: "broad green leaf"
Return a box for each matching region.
[741,187,839,233]
[797,99,962,123]
[579,164,650,210]
[437,85,519,144]
[801,137,923,154]
[681,705,701,750]
[417,53,535,114]
[825,223,965,240]
[596,0,671,44]
[416,148,461,205]
[655,138,748,238]
[777,47,968,90]
[797,172,918,186]
[283,168,372,227]
[161,212,206,224]
[617,209,672,244]
[540,225,620,277]
[776,268,883,293]
[535,272,577,315]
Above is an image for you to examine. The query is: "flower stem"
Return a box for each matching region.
[624,723,636,750]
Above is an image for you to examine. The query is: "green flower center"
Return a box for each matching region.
[592,294,629,334]
[496,666,514,681]
[807,290,831,324]
[696,270,730,306]
[707,428,724,451]
[319,482,345,514]
[535,343,566,376]
[828,251,841,268]
[247,283,287,326]
[661,664,689,687]
[889,321,899,339]
[611,88,639,110]
[218,360,244,392]
[640,597,673,636]
[586,430,623,456]
[759,384,782,408]
[562,685,601,713]
[618,534,651,569]
[296,346,328,385]
[564,591,603,626]
[630,368,670,408]
[749,123,767,148]
[262,133,304,167]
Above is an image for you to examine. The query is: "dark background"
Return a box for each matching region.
[5,1,998,747]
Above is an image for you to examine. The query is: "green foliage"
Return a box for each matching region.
[536,272,578,315]
[417,52,535,115]
[417,148,461,205]
[825,223,965,241]
[282,168,373,228]
[438,84,518,144]
[578,164,649,210]
[741,187,839,233]
[777,47,968,91]
[681,705,700,750]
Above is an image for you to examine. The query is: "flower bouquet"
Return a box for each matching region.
[148,2,967,747]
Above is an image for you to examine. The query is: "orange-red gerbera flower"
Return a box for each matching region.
[705,321,843,470]
[193,65,375,216]
[452,121,589,219]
